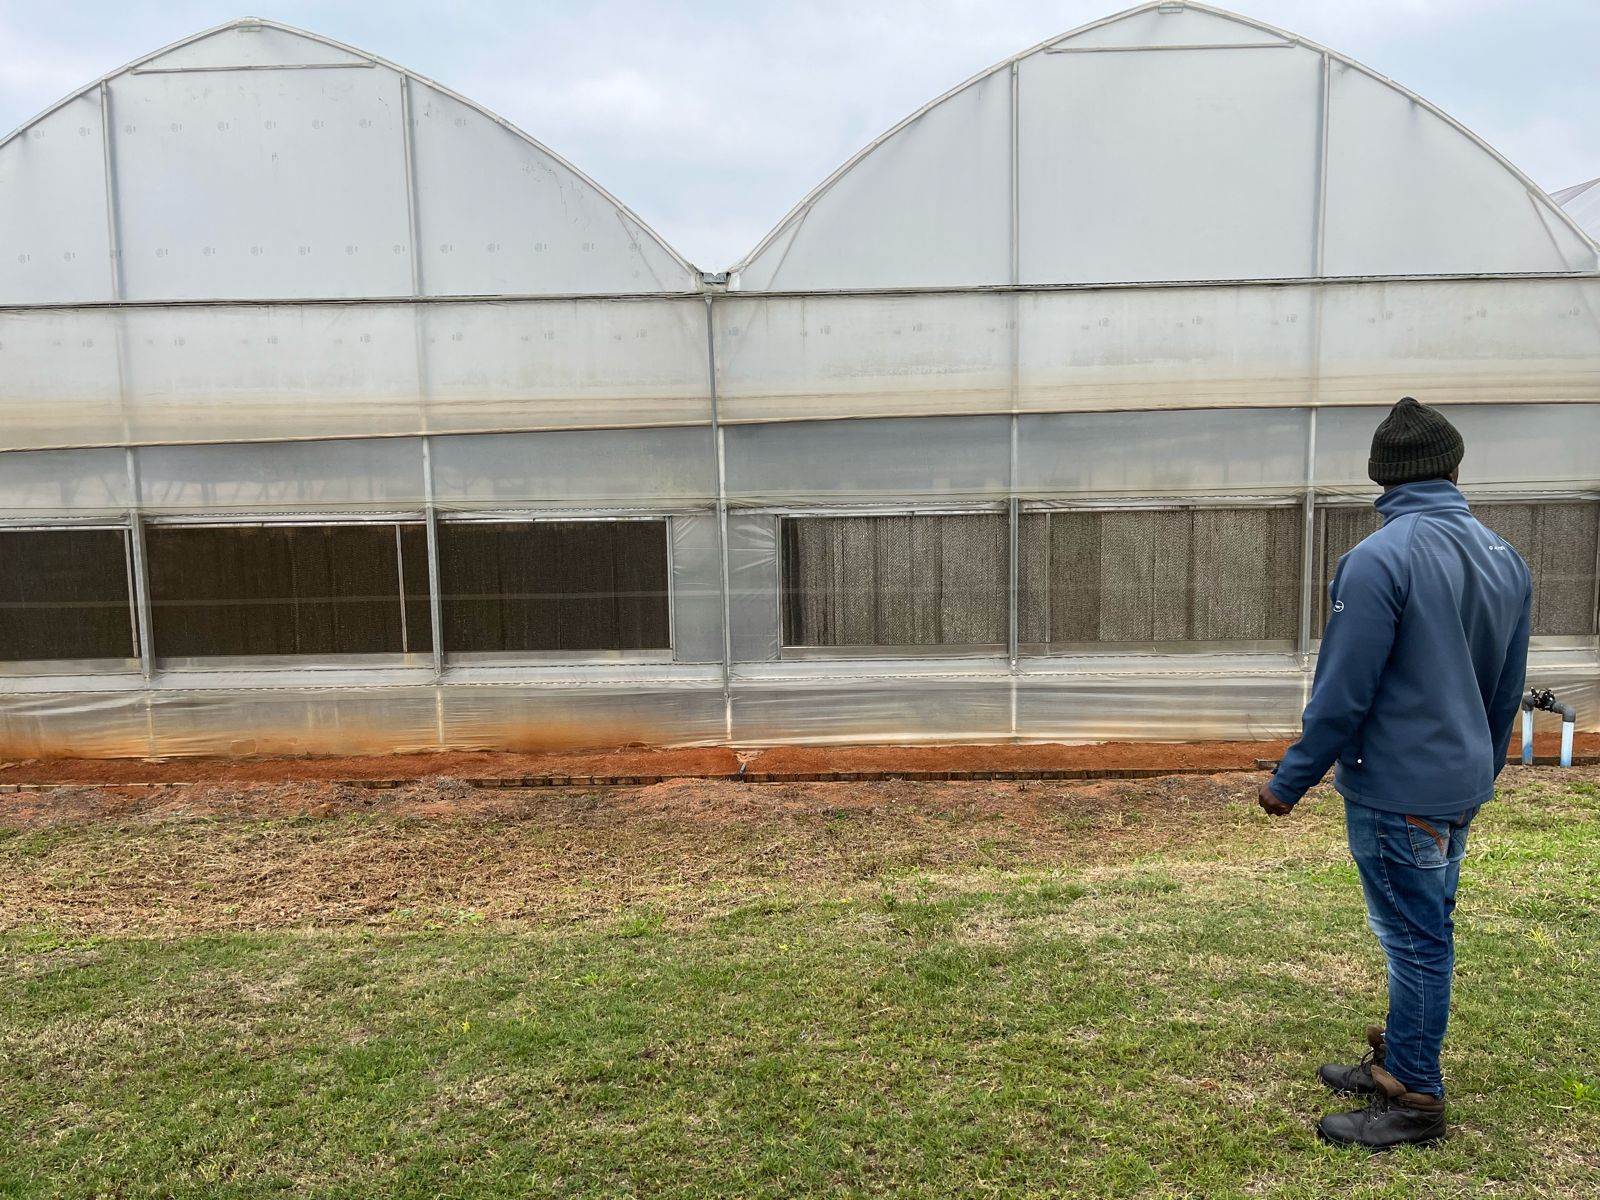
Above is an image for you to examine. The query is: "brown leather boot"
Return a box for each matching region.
[1317,1065,1446,1150]
[1317,1025,1386,1095]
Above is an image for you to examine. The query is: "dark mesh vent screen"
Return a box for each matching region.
[439,520,669,652]
[146,524,430,657]
[0,529,135,661]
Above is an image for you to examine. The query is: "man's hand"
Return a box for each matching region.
[1257,779,1293,817]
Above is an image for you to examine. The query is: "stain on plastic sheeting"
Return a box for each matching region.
[0,721,152,762]
[0,688,728,761]
[715,364,1600,428]
[438,717,723,757]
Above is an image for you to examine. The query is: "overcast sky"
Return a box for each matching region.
[2,1,1596,269]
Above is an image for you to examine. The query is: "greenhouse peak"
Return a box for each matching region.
[728,0,1596,290]
[0,16,698,303]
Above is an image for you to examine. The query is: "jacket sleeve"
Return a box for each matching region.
[1269,545,1406,807]
[1487,577,1533,777]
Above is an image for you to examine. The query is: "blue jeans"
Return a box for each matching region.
[1344,799,1479,1098]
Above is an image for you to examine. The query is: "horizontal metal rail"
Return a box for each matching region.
[2,270,1597,314]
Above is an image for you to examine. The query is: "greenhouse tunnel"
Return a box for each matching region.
[1,2,1597,757]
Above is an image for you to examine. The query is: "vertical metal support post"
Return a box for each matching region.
[1312,53,1331,280]
[1008,426,1020,673]
[399,74,425,300]
[401,77,446,743]
[1521,706,1534,766]
[399,73,434,442]
[1009,60,1021,287]
[1007,60,1022,738]
[97,82,125,309]
[1297,409,1319,664]
[1591,509,1600,642]
[393,523,410,655]
[123,451,156,681]
[704,295,736,740]
[421,438,445,679]
[1297,51,1334,704]
[421,437,446,746]
[121,527,142,660]
[102,79,156,751]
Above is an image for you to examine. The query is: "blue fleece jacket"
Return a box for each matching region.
[1271,480,1532,816]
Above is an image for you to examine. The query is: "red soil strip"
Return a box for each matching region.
[0,746,740,786]
[757,731,1600,775]
[0,733,1593,788]
[750,741,1294,775]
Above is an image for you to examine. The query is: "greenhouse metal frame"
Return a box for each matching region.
[1,3,1597,757]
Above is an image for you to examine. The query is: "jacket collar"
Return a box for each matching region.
[1374,479,1470,525]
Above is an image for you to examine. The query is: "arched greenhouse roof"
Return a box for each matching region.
[0,17,698,304]
[1554,177,1600,241]
[730,1,1598,290]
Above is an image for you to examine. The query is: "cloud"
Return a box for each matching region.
[0,16,114,131]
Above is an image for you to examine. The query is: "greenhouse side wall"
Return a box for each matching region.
[2,278,1598,757]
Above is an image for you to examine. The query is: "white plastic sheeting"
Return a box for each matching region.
[0,299,712,449]
[712,278,1600,427]
[724,417,1011,505]
[26,652,1595,758]
[10,277,1598,452]
[138,439,426,514]
[0,674,731,759]
[732,3,1595,290]
[430,427,716,511]
[1018,409,1309,499]
[1554,178,1600,241]
[1315,404,1600,498]
[0,20,695,303]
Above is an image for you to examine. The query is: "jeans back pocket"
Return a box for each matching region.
[1404,815,1450,868]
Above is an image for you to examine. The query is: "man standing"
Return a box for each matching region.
[1258,396,1532,1150]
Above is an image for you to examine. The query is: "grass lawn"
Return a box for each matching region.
[2,769,1597,1198]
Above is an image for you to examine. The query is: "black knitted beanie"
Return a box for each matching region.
[1367,396,1464,486]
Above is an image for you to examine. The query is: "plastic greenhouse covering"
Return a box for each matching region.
[1554,178,1600,242]
[1,4,1597,758]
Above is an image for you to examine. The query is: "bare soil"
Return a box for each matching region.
[0,770,1269,934]
[0,746,741,785]
[5,764,1595,938]
[0,770,1241,834]
[749,740,1293,774]
[1,732,1590,788]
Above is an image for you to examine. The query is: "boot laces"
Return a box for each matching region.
[1362,1092,1392,1117]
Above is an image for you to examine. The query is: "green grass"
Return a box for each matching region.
[2,772,1598,1198]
